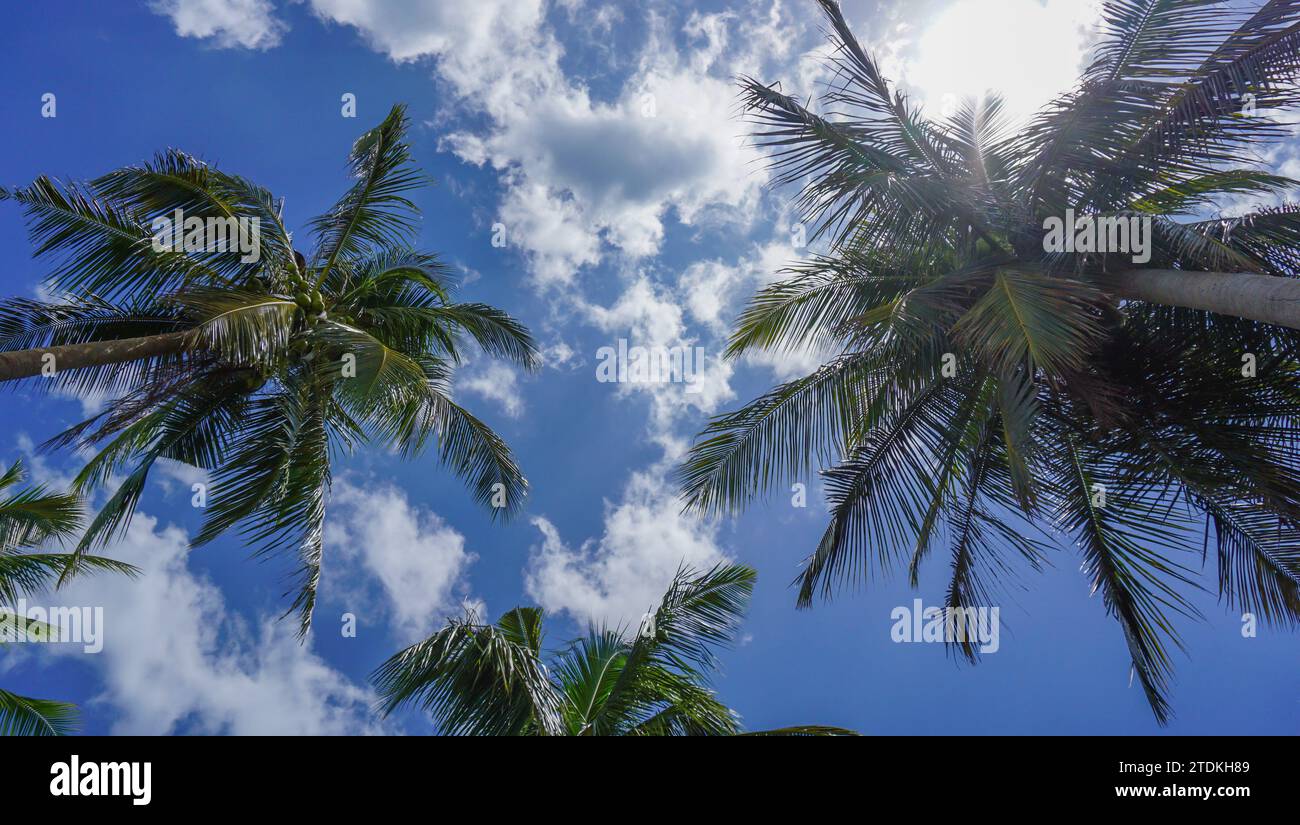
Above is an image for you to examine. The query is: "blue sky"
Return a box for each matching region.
[0,0,1295,735]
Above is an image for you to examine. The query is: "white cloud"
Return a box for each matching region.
[679,240,800,334]
[677,239,833,383]
[539,339,578,371]
[326,479,481,640]
[743,344,830,383]
[16,453,478,732]
[525,465,730,628]
[148,0,286,49]
[583,275,736,435]
[684,0,799,80]
[494,182,601,286]
[154,458,210,498]
[11,434,76,491]
[464,58,764,281]
[476,33,765,285]
[307,0,549,74]
[680,258,751,336]
[458,362,525,419]
[48,513,378,735]
[307,0,768,286]
[1210,136,1300,214]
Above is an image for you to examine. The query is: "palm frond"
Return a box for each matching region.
[1054,439,1201,724]
[0,689,78,736]
[371,608,565,736]
[679,351,887,517]
[168,288,296,367]
[0,176,228,301]
[953,268,1104,379]
[309,104,426,285]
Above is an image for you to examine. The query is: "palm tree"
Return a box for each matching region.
[0,460,134,735]
[372,563,855,735]
[680,0,1300,723]
[0,104,539,635]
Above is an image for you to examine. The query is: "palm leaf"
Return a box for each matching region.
[309,104,426,285]
[0,689,78,736]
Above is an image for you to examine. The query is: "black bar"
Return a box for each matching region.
[10,735,1286,811]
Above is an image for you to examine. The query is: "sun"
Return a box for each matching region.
[905,0,1102,123]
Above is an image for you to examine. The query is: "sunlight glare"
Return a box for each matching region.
[906,0,1101,124]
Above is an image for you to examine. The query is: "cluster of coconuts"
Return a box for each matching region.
[284,254,326,357]
[232,257,336,376]
[288,273,326,318]
[247,256,324,317]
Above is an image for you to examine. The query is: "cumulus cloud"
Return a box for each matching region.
[584,275,735,436]
[742,343,831,383]
[494,182,601,286]
[458,362,525,419]
[679,240,800,334]
[460,61,764,283]
[148,0,286,49]
[683,0,800,80]
[18,453,479,732]
[539,339,579,371]
[48,513,378,735]
[326,479,482,640]
[307,0,549,75]
[680,240,837,382]
[306,0,768,286]
[12,434,77,492]
[154,457,210,499]
[524,465,731,628]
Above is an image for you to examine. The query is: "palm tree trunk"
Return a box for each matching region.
[1111,269,1300,330]
[0,331,191,382]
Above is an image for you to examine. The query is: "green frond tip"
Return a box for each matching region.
[0,689,79,736]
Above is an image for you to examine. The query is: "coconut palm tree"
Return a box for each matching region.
[0,460,134,735]
[373,563,854,735]
[680,0,1300,722]
[0,104,538,635]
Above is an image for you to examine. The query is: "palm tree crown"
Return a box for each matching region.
[0,104,539,635]
[681,0,1300,722]
[372,563,854,735]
